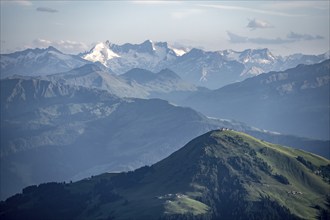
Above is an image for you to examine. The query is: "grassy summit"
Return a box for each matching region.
[1,130,329,220]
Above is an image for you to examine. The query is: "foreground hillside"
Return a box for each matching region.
[1,130,329,220]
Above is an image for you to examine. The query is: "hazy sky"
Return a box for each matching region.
[1,0,329,56]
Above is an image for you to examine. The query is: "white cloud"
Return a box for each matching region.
[247,19,273,30]
[199,4,305,17]
[36,7,59,13]
[31,39,89,54]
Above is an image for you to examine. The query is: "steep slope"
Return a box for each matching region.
[0,46,88,78]
[122,68,198,96]
[1,130,329,220]
[183,60,330,140]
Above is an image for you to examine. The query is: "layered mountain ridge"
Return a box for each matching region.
[182,60,330,140]
[1,76,328,201]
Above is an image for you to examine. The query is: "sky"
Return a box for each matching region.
[0,0,329,56]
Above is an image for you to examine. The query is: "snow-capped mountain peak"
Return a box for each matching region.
[82,42,120,67]
[80,40,179,74]
[168,45,189,56]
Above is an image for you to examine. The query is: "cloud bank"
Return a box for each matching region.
[287,32,324,41]
[227,32,324,45]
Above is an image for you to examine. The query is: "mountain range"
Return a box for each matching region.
[1,76,329,201]
[2,45,329,138]
[1,130,329,220]
[182,60,330,140]
[81,40,329,88]
[1,41,329,89]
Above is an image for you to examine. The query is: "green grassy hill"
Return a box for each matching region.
[1,130,329,220]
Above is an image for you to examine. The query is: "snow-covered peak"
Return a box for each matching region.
[239,48,277,64]
[80,40,179,74]
[168,45,189,56]
[82,42,120,66]
[172,48,186,56]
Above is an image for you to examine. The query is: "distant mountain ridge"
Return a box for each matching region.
[2,42,328,89]
[0,46,89,78]
[80,40,329,88]
[39,64,198,99]
[1,130,329,220]
[183,59,330,140]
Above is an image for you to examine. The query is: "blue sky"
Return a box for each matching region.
[0,0,329,56]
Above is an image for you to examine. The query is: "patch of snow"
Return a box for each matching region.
[200,67,208,81]
[172,48,187,56]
